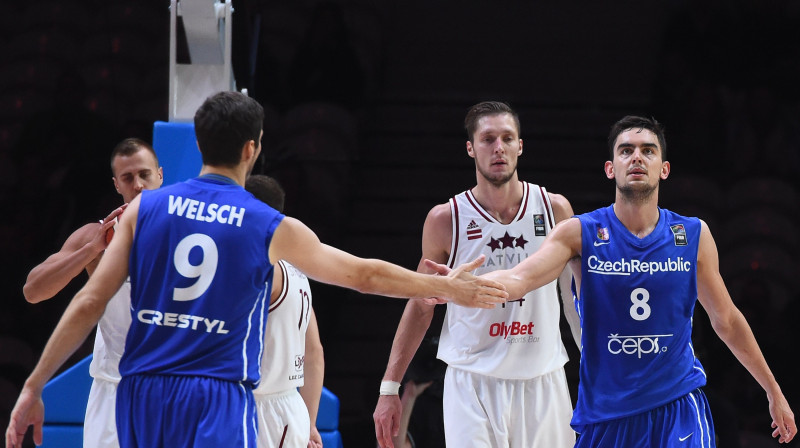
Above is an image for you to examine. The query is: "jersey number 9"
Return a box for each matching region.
[173,233,219,301]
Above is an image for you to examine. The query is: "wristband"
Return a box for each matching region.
[379,380,401,396]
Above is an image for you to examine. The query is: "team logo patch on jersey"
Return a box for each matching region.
[594,226,610,247]
[533,214,546,236]
[670,224,688,246]
[466,220,482,240]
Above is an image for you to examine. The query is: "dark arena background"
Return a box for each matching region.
[1,1,799,447]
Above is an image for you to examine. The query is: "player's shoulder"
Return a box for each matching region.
[429,201,452,214]
[522,181,571,210]
[545,191,574,223]
[420,202,454,251]
[425,201,452,225]
[661,207,700,221]
[661,208,703,232]
[546,190,570,207]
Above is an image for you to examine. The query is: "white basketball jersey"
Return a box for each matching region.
[254,260,312,394]
[438,182,569,379]
[89,277,132,383]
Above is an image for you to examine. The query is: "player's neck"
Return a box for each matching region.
[199,165,247,186]
[612,198,660,239]
[472,178,523,224]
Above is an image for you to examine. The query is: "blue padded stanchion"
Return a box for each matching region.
[152,121,202,186]
[40,355,92,447]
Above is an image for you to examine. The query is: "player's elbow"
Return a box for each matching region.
[22,283,47,304]
[310,342,324,366]
[709,307,743,341]
[73,292,109,322]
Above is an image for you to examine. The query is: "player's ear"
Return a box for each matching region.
[112,176,121,194]
[241,140,256,163]
[604,161,614,179]
[157,167,164,186]
[466,141,475,158]
[518,139,523,156]
[660,161,670,180]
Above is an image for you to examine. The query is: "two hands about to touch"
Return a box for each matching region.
[422,255,508,307]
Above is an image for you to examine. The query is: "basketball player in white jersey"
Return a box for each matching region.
[374,101,581,448]
[245,174,324,448]
[22,138,163,448]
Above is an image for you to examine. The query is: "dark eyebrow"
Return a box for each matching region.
[616,142,658,151]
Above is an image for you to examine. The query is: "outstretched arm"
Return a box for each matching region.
[695,220,795,444]
[6,200,134,448]
[300,309,324,448]
[270,216,507,307]
[481,217,582,300]
[23,205,125,303]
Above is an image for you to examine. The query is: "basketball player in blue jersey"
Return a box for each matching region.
[245,174,324,448]
[375,101,581,448]
[21,138,163,448]
[5,91,508,448]
[444,115,796,446]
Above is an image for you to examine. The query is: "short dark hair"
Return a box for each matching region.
[245,174,285,212]
[464,101,520,143]
[194,91,264,167]
[110,138,159,175]
[608,115,667,160]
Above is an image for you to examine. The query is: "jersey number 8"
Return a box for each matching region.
[629,287,651,321]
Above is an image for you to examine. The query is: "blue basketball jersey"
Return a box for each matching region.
[119,176,284,385]
[572,205,707,426]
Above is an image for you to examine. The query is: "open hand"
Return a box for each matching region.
[5,387,44,448]
[96,204,128,247]
[426,255,507,308]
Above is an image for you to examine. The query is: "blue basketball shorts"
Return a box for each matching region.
[574,388,715,448]
[116,374,258,448]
